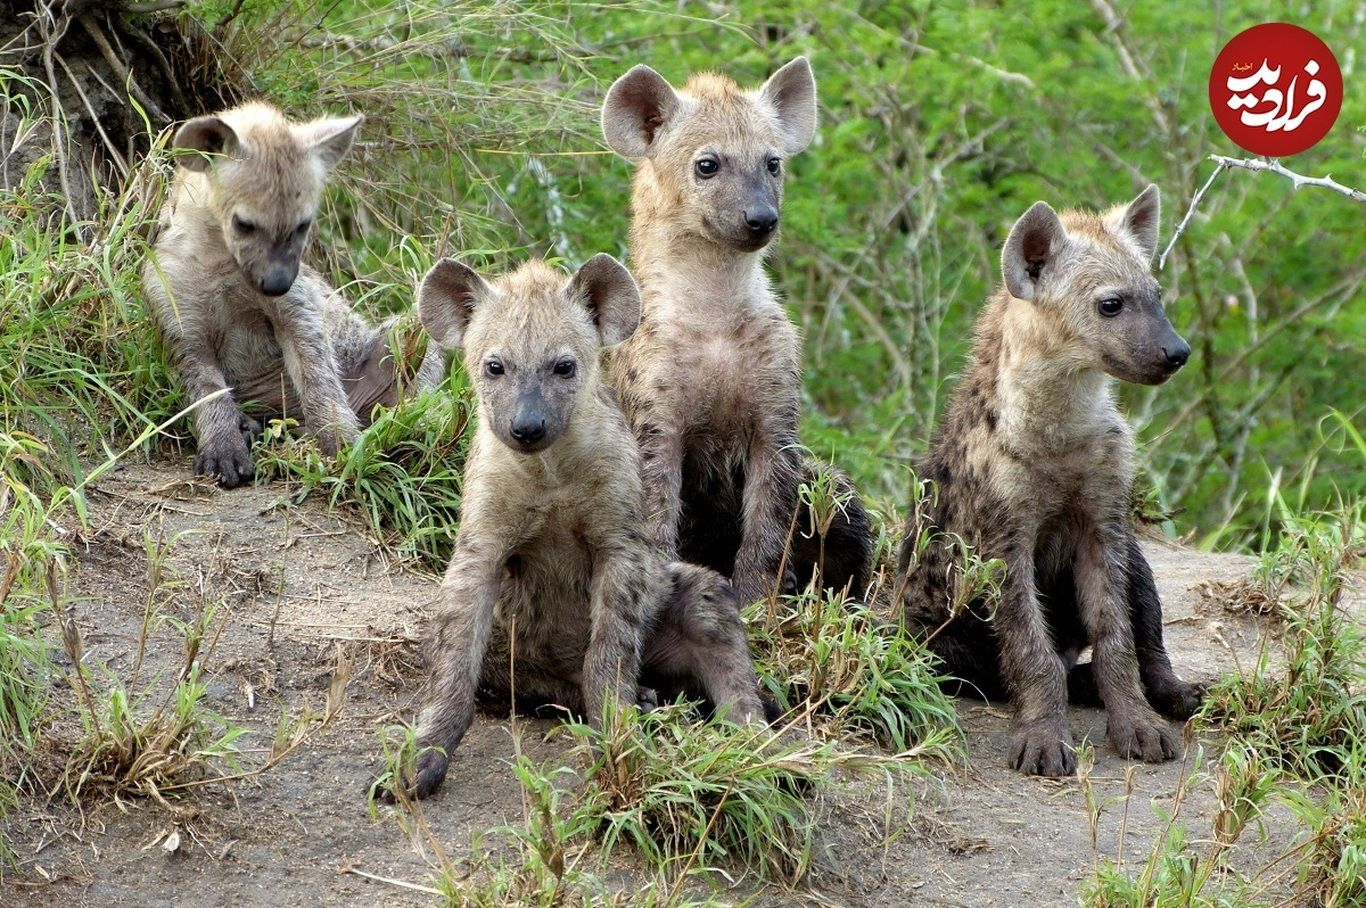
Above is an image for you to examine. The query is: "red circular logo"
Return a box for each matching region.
[1208,22,1342,157]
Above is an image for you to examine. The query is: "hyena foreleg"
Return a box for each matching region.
[732,433,803,603]
[274,305,360,454]
[407,546,501,799]
[1075,522,1178,763]
[580,548,647,727]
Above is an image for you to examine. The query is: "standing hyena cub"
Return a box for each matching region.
[143,101,443,487]
[897,185,1206,777]
[600,57,873,604]
[401,254,765,799]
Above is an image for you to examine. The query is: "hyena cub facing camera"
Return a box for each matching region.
[600,57,873,604]
[401,254,766,800]
[142,101,443,487]
[898,185,1206,777]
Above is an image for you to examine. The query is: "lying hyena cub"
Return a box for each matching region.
[601,57,873,603]
[143,101,444,488]
[400,254,765,799]
[897,185,1206,777]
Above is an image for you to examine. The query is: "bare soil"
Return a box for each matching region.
[1,458,1343,907]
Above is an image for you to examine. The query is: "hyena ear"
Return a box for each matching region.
[299,114,364,170]
[601,65,681,158]
[1002,201,1066,302]
[172,115,240,172]
[418,258,493,350]
[1107,183,1161,261]
[566,253,641,347]
[758,56,817,155]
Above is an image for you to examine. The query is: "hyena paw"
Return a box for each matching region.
[636,686,659,712]
[1008,718,1076,776]
[195,431,255,488]
[409,746,451,800]
[1150,677,1209,721]
[1108,708,1180,763]
[238,413,263,447]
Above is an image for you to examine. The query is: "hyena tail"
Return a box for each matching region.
[788,460,873,600]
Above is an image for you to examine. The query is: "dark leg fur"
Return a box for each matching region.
[787,464,873,599]
[1124,536,1207,719]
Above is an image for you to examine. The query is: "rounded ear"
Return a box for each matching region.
[1108,183,1161,261]
[565,254,641,347]
[172,115,239,172]
[418,258,493,350]
[601,65,680,158]
[757,56,817,155]
[1001,201,1066,302]
[299,114,364,170]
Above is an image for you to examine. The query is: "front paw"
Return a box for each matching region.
[636,686,659,713]
[308,418,361,457]
[1149,677,1209,720]
[195,431,255,488]
[1107,706,1180,762]
[1008,717,1076,776]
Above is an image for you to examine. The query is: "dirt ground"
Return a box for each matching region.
[1,458,1347,907]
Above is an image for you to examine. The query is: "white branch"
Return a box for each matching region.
[1210,154,1366,203]
[1159,155,1366,271]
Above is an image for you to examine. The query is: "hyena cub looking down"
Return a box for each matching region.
[600,57,872,604]
[401,254,765,799]
[897,185,1205,777]
[143,102,443,488]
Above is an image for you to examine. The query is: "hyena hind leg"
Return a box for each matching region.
[1124,535,1208,719]
[642,563,765,724]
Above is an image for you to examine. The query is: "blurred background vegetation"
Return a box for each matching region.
[3,0,1363,552]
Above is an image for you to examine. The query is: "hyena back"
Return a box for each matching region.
[402,254,765,800]
[142,101,443,487]
[897,185,1205,777]
[601,57,873,604]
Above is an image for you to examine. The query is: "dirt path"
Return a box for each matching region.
[1,459,1314,907]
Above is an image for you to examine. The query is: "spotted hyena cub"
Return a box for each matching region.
[400,254,765,800]
[600,57,873,604]
[897,185,1206,777]
[143,101,443,487]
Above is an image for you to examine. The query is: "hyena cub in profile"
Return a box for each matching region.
[400,254,765,799]
[143,101,443,487]
[898,185,1205,777]
[601,57,872,604]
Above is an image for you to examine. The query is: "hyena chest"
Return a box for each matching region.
[496,520,597,660]
[212,307,296,413]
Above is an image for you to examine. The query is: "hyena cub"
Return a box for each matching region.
[601,57,873,604]
[897,185,1205,777]
[142,101,443,487]
[401,254,765,799]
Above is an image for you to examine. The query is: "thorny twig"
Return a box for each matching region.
[1160,155,1366,269]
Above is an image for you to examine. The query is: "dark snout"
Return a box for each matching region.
[258,262,298,297]
[742,203,779,242]
[505,390,554,453]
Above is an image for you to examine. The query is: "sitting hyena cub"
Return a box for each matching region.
[400,254,766,799]
[600,57,873,604]
[897,185,1206,777]
[142,101,443,487]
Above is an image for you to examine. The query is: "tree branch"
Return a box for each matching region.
[1210,154,1366,204]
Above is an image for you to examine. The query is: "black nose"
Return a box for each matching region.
[1162,341,1191,368]
[510,419,546,446]
[259,267,294,297]
[743,206,778,235]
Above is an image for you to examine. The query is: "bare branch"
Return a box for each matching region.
[1210,154,1366,204]
[1158,159,1230,270]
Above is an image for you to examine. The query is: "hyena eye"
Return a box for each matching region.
[485,360,504,377]
[294,219,312,237]
[231,214,256,235]
[553,359,576,378]
[695,158,719,178]
[766,157,781,176]
[1098,298,1124,317]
